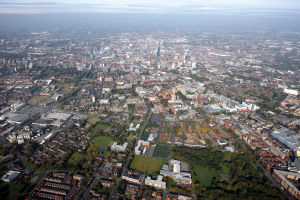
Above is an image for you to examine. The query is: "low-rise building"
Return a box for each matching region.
[145,175,166,189]
[135,140,150,155]
[273,169,300,199]
[160,160,192,185]
[122,170,142,184]
[1,170,21,182]
[110,142,128,153]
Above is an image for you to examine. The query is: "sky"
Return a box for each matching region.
[0,0,300,14]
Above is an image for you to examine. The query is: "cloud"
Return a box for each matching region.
[0,0,299,14]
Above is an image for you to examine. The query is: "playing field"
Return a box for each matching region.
[153,144,170,159]
[130,156,167,175]
[87,136,112,155]
[88,117,101,125]
[92,136,112,147]
[94,123,109,130]
[28,95,49,104]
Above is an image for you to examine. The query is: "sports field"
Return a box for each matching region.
[130,156,167,175]
[92,136,112,147]
[87,136,112,155]
[88,117,101,125]
[153,144,170,159]
[94,123,109,130]
[28,95,49,104]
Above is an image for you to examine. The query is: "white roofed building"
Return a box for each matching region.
[145,175,166,189]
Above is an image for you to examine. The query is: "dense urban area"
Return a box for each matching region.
[0,27,300,200]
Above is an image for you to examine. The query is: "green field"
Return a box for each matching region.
[68,152,85,166]
[88,117,101,125]
[171,146,285,199]
[130,156,167,175]
[56,82,76,93]
[28,95,49,104]
[0,182,34,200]
[141,131,150,141]
[23,158,35,169]
[127,132,137,140]
[95,123,109,130]
[87,136,113,156]
[92,136,112,147]
[193,165,214,188]
[153,144,170,159]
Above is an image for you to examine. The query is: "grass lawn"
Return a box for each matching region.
[87,145,109,156]
[141,131,150,141]
[130,156,167,175]
[87,136,112,156]
[23,158,35,169]
[88,117,101,125]
[87,145,99,155]
[0,181,34,200]
[86,136,113,155]
[94,123,109,130]
[28,95,49,104]
[223,151,235,161]
[56,82,75,93]
[68,152,86,166]
[153,144,170,159]
[92,136,112,147]
[193,165,215,188]
[127,132,137,140]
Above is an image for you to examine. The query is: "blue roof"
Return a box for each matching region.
[100,148,106,153]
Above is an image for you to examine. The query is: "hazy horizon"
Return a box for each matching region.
[0,1,300,33]
[0,13,300,32]
[0,0,300,14]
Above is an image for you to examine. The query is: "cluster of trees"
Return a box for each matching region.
[94,181,110,194]
[33,66,85,80]
[171,147,285,199]
[189,74,209,82]
[258,91,284,112]
[58,88,80,106]
[176,91,187,101]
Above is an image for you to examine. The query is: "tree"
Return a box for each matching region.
[160,99,168,107]
[167,177,177,189]
[117,180,126,193]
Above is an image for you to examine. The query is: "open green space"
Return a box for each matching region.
[95,123,109,130]
[91,136,112,147]
[68,152,85,167]
[0,182,34,200]
[153,144,170,159]
[28,95,49,104]
[23,157,35,169]
[193,165,214,187]
[171,146,285,199]
[130,156,167,175]
[87,136,113,156]
[141,131,150,141]
[89,122,110,137]
[127,132,138,141]
[88,117,101,125]
[56,82,75,93]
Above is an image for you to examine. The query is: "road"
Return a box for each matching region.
[81,161,107,199]
[254,161,296,200]
[109,110,152,199]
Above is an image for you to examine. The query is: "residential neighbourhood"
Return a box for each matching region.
[0,22,300,200]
